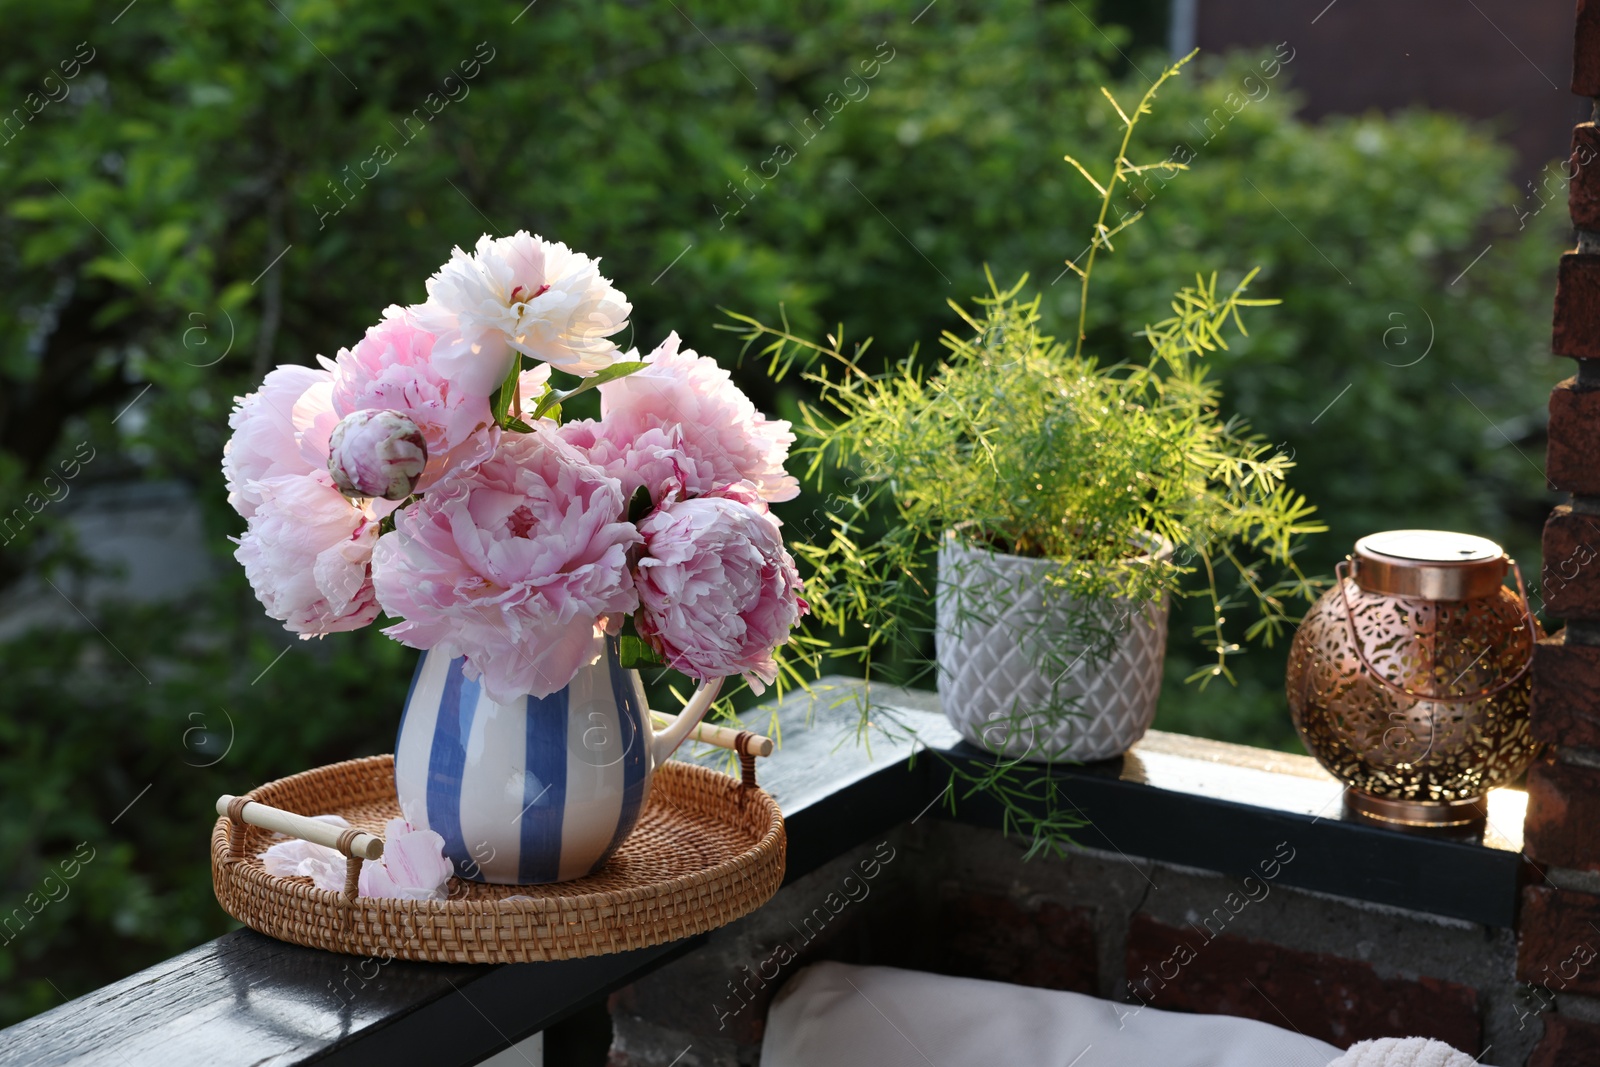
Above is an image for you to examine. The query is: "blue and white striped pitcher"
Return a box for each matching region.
[394,633,722,884]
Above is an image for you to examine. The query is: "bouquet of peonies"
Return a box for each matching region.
[223,231,807,704]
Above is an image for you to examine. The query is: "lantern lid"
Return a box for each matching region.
[1351,529,1508,600]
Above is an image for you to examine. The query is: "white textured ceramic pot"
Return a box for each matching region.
[935,532,1172,762]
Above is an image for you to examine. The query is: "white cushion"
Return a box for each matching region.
[761,961,1342,1067]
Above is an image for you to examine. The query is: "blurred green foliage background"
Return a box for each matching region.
[0,0,1565,1024]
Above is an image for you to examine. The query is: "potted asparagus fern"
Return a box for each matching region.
[725,55,1322,790]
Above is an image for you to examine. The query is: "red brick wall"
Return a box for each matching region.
[1125,914,1482,1050]
[1518,6,1600,1064]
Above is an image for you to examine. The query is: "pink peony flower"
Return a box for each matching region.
[405,231,631,395]
[288,378,340,477]
[594,332,798,503]
[328,409,428,501]
[358,818,453,901]
[372,427,641,702]
[326,316,496,490]
[260,814,353,894]
[634,484,808,693]
[222,364,331,519]
[558,421,718,506]
[258,815,453,900]
[234,471,389,636]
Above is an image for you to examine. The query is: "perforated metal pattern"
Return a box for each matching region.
[1286,575,1542,802]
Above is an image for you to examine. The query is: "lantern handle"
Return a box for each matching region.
[1334,558,1537,704]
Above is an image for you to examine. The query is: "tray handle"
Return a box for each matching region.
[649,711,774,757]
[216,794,384,901]
[734,731,761,789]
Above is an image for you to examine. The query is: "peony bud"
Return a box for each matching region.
[328,409,427,500]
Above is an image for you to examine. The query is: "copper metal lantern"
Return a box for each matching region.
[1285,530,1542,831]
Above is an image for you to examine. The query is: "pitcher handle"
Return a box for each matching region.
[651,676,726,762]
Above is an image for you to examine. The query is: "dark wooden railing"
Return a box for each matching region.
[0,680,1525,1067]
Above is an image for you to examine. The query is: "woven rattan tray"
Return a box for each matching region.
[211,754,785,963]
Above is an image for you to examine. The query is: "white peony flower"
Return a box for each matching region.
[404,231,632,395]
